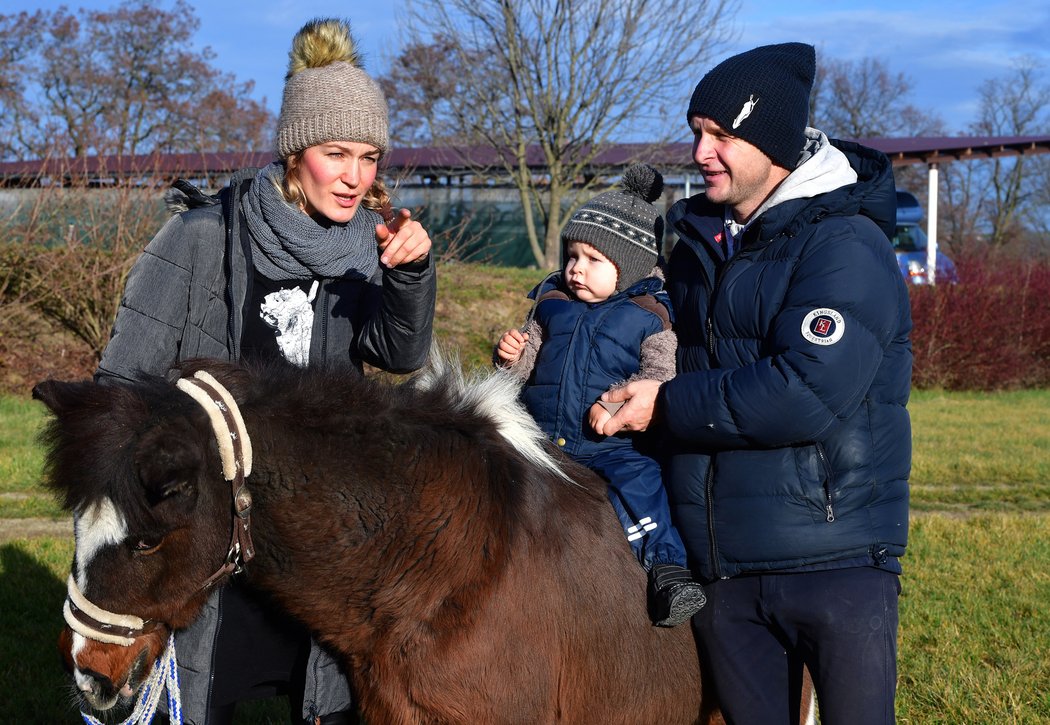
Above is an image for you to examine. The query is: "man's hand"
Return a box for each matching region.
[589,379,662,436]
[496,328,529,365]
[376,208,432,268]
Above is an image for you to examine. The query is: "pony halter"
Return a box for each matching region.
[175,370,256,590]
[64,575,163,646]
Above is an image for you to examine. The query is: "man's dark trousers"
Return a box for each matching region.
[692,567,900,725]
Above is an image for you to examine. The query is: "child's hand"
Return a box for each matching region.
[588,403,612,435]
[497,328,529,364]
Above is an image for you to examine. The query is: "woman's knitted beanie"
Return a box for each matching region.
[687,42,815,169]
[561,164,665,293]
[274,18,388,159]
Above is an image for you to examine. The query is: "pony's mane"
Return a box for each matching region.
[410,351,570,482]
[187,352,571,484]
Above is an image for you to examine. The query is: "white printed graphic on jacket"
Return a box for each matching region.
[260,280,320,367]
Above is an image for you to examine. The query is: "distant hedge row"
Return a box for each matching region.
[2,246,1049,395]
[909,255,1050,390]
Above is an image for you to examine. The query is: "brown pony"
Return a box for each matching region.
[35,357,811,724]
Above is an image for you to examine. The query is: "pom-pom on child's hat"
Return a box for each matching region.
[687,42,815,170]
[561,164,665,293]
[275,18,388,159]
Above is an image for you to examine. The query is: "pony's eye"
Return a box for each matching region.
[129,538,161,555]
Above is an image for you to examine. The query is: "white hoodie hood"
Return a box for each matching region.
[741,127,858,231]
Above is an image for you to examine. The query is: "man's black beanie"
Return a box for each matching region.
[687,42,816,169]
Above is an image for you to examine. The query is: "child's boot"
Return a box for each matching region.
[648,563,706,627]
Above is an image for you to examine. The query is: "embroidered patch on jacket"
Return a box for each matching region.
[801,308,845,345]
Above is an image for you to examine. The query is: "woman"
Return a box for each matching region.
[95,18,436,724]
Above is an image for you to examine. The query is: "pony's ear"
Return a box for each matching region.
[32,379,95,415]
[134,422,205,505]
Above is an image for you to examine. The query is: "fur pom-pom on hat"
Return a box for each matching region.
[286,18,361,78]
[275,18,389,159]
[561,163,665,293]
[620,163,663,204]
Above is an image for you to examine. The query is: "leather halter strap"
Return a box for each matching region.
[64,575,163,646]
[175,371,255,591]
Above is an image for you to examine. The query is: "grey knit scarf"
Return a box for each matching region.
[241,163,380,281]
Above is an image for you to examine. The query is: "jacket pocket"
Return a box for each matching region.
[795,443,836,523]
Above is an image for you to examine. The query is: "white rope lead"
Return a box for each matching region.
[80,632,182,725]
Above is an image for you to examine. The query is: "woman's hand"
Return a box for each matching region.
[376,208,432,267]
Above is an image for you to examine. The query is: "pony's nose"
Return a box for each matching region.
[78,667,115,698]
[74,666,125,712]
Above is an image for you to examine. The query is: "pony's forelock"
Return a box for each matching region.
[414,349,571,483]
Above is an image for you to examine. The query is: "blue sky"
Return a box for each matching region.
[14,0,1050,138]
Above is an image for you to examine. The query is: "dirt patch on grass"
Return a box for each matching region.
[0,517,72,543]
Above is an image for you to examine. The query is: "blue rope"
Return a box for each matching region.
[79,632,182,725]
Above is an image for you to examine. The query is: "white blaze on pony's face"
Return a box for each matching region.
[70,496,132,701]
[74,496,129,586]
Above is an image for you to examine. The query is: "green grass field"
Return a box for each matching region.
[2,389,1048,723]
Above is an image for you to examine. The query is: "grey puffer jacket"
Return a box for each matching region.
[95,168,437,722]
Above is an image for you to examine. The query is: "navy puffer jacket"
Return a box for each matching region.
[659,137,912,581]
[523,273,673,458]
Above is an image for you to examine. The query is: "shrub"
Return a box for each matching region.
[909,254,1050,390]
[1,183,168,360]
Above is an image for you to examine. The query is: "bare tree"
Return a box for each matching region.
[937,56,1050,256]
[0,1,273,160]
[1028,156,1050,259]
[937,160,987,257]
[810,55,943,139]
[394,0,736,269]
[969,56,1050,249]
[380,36,481,147]
[0,10,47,159]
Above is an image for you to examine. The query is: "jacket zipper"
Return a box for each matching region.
[317,279,329,362]
[205,582,225,716]
[555,306,594,448]
[228,176,256,362]
[816,442,836,522]
[704,249,742,359]
[705,461,722,578]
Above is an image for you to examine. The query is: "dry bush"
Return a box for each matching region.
[910,254,1050,389]
[2,177,167,329]
[0,304,95,394]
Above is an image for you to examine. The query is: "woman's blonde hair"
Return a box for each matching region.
[279,151,393,222]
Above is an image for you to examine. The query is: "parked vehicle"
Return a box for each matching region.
[893,191,958,284]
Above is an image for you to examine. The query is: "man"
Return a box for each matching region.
[596,43,911,724]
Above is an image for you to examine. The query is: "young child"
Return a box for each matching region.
[496,164,705,626]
